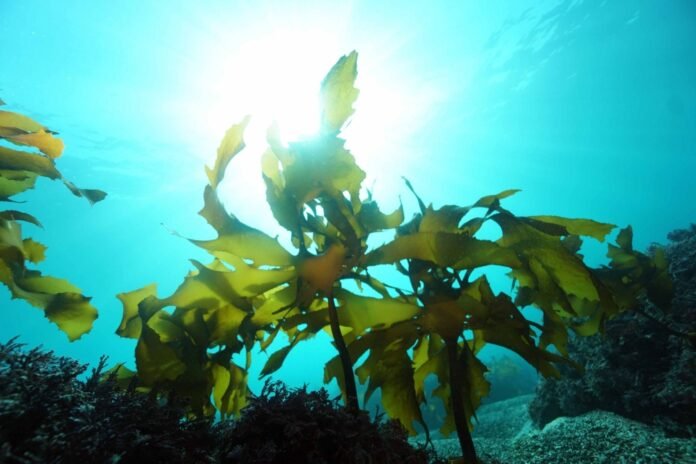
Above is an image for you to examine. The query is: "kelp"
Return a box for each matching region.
[0,104,105,340]
[117,52,672,463]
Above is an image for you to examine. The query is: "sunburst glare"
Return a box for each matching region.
[168,12,446,231]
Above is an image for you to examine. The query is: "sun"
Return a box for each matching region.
[177,32,342,152]
[167,13,445,230]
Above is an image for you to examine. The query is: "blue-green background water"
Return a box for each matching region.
[1,0,694,398]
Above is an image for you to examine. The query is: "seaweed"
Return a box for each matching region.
[217,380,431,464]
[0,104,105,340]
[0,338,221,463]
[114,52,673,463]
[0,338,431,463]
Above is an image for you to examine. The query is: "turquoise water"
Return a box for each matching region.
[1,0,694,397]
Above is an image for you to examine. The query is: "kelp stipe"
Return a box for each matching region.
[0,102,106,340]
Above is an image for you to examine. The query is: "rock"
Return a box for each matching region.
[472,394,535,440]
[419,395,696,464]
[507,411,695,464]
[529,225,696,437]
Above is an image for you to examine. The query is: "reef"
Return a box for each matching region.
[0,339,218,463]
[529,224,696,437]
[0,339,431,464]
[217,381,431,464]
[420,394,695,463]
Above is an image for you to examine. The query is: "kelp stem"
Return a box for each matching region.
[327,292,359,411]
[445,336,478,464]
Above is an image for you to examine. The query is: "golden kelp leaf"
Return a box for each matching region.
[355,337,424,434]
[0,105,104,343]
[0,210,42,227]
[0,170,38,198]
[350,323,422,431]
[195,185,293,266]
[420,359,453,434]
[569,297,605,336]
[197,184,237,230]
[562,234,583,254]
[190,259,294,299]
[5,131,64,159]
[446,274,571,378]
[62,179,107,205]
[212,361,249,416]
[413,335,445,403]
[606,243,640,271]
[645,247,673,309]
[206,304,248,347]
[283,302,330,334]
[116,283,158,339]
[101,363,142,391]
[21,238,46,263]
[135,321,186,385]
[494,212,603,305]
[0,109,106,206]
[148,309,188,343]
[205,116,250,189]
[0,146,61,179]
[459,216,486,236]
[0,219,25,258]
[163,263,247,311]
[251,284,297,327]
[260,327,318,376]
[422,298,471,340]
[320,195,366,243]
[335,290,420,335]
[527,247,599,301]
[43,292,98,342]
[348,273,391,298]
[402,177,427,214]
[538,310,570,356]
[366,232,521,270]
[299,243,346,294]
[528,215,615,242]
[358,200,404,232]
[0,220,97,341]
[0,110,45,134]
[211,363,232,412]
[365,233,439,265]
[260,345,292,377]
[473,189,520,208]
[0,111,63,159]
[261,147,300,234]
[15,273,81,297]
[259,326,281,352]
[282,136,366,206]
[419,205,470,234]
[323,330,377,398]
[475,322,566,379]
[600,228,673,312]
[513,258,574,318]
[320,51,359,134]
[616,225,633,251]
